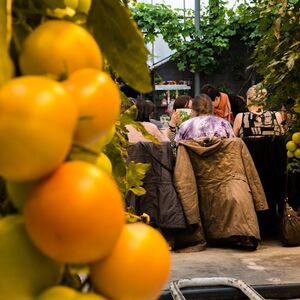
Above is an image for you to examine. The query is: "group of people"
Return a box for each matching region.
[125,83,287,251]
[126,83,285,146]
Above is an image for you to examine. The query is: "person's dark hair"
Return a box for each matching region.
[136,99,154,122]
[200,83,215,93]
[192,94,214,115]
[173,95,191,110]
[119,82,140,98]
[201,84,220,101]
[228,94,248,117]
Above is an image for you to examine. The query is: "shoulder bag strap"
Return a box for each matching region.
[140,142,173,173]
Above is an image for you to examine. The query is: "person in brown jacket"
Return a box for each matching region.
[174,137,269,250]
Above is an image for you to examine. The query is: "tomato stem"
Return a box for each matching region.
[71,143,99,156]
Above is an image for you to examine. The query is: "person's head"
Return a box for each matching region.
[136,99,155,122]
[200,84,220,101]
[173,95,192,110]
[228,94,248,117]
[192,94,214,116]
[246,84,267,105]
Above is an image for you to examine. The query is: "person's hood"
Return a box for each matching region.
[178,137,224,157]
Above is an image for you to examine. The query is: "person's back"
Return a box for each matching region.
[239,110,283,138]
[233,85,284,137]
[175,115,235,142]
[175,94,235,143]
[126,99,169,143]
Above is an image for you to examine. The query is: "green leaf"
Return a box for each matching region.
[126,161,150,196]
[12,22,32,53]
[120,104,138,123]
[129,186,146,196]
[87,0,152,93]
[286,52,298,71]
[125,212,141,223]
[0,0,15,87]
[130,121,160,143]
[37,0,65,9]
[273,17,281,40]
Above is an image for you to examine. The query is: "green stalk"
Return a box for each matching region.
[0,0,14,87]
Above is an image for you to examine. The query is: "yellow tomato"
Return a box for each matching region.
[90,124,116,152]
[292,132,300,145]
[0,215,64,300]
[24,160,125,263]
[286,140,297,152]
[287,150,294,158]
[63,69,121,144]
[95,153,112,174]
[64,0,79,10]
[19,20,103,78]
[90,223,171,300]
[77,0,91,13]
[36,285,107,300]
[0,76,77,181]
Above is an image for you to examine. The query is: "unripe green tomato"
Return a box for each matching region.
[77,0,91,14]
[294,104,300,113]
[6,180,37,212]
[95,153,113,175]
[286,140,297,152]
[65,0,79,10]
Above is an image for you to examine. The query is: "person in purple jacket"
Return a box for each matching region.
[175,93,235,143]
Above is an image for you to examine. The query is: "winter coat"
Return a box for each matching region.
[126,141,186,229]
[174,137,269,241]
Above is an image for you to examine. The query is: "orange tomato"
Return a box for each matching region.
[63,69,121,144]
[19,20,102,78]
[23,160,125,263]
[90,223,171,300]
[0,76,77,181]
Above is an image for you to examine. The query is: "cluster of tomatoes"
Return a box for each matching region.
[0,20,170,300]
[286,132,300,159]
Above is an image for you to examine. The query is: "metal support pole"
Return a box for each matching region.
[194,0,201,96]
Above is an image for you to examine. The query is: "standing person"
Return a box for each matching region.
[201,84,232,123]
[233,84,284,137]
[175,94,235,143]
[126,99,169,143]
[164,94,192,141]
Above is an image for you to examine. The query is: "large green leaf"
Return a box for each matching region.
[87,0,152,93]
[37,0,65,9]
[0,0,14,87]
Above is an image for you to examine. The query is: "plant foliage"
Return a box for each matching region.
[130,1,263,73]
[0,0,153,203]
[130,0,299,172]
[251,0,300,112]
[251,0,300,172]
